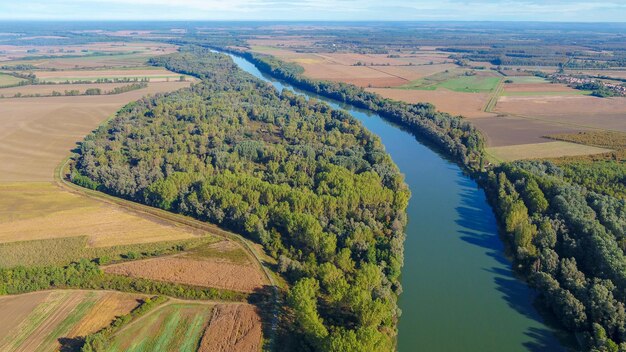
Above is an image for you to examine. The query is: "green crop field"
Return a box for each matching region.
[106,303,211,352]
[503,76,549,83]
[400,70,501,93]
[0,73,26,87]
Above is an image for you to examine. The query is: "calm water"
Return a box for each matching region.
[224,52,569,351]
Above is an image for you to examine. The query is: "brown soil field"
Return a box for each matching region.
[487,141,611,162]
[495,95,626,132]
[103,254,266,292]
[367,87,493,118]
[0,82,142,97]
[0,182,200,247]
[469,115,589,147]
[504,83,575,93]
[198,304,262,352]
[0,81,190,182]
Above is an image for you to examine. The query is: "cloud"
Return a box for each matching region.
[0,0,624,21]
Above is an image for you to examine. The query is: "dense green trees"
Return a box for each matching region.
[74,48,409,351]
[486,160,626,349]
[218,49,485,171]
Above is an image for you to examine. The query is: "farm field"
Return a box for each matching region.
[198,304,262,352]
[0,81,190,181]
[400,72,501,93]
[567,69,626,80]
[486,141,611,162]
[0,42,178,69]
[495,95,626,132]
[367,87,493,118]
[0,73,24,87]
[104,301,212,352]
[0,290,144,352]
[0,82,147,97]
[0,182,203,249]
[103,240,267,292]
[33,67,188,83]
[469,115,590,147]
[249,44,456,88]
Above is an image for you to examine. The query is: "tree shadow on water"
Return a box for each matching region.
[453,175,575,351]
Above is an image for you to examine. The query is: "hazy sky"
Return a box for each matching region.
[1,0,625,21]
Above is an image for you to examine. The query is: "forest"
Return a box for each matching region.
[218,48,486,172]
[73,47,410,351]
[486,160,626,351]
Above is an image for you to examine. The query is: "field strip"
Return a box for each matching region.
[500,111,624,133]
[111,299,219,337]
[484,78,504,112]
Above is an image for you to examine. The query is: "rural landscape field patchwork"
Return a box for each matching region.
[0,31,270,352]
[0,12,625,352]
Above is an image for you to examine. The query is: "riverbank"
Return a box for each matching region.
[218,49,571,351]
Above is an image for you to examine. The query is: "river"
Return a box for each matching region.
[222,51,570,351]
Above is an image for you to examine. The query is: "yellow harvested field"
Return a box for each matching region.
[486,141,611,162]
[367,87,493,118]
[0,81,190,182]
[69,291,144,337]
[0,182,201,247]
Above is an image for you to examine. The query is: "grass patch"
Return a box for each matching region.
[503,76,549,84]
[0,73,26,87]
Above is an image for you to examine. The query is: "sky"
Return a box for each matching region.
[0,0,625,22]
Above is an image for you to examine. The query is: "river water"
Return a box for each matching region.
[223,52,569,351]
